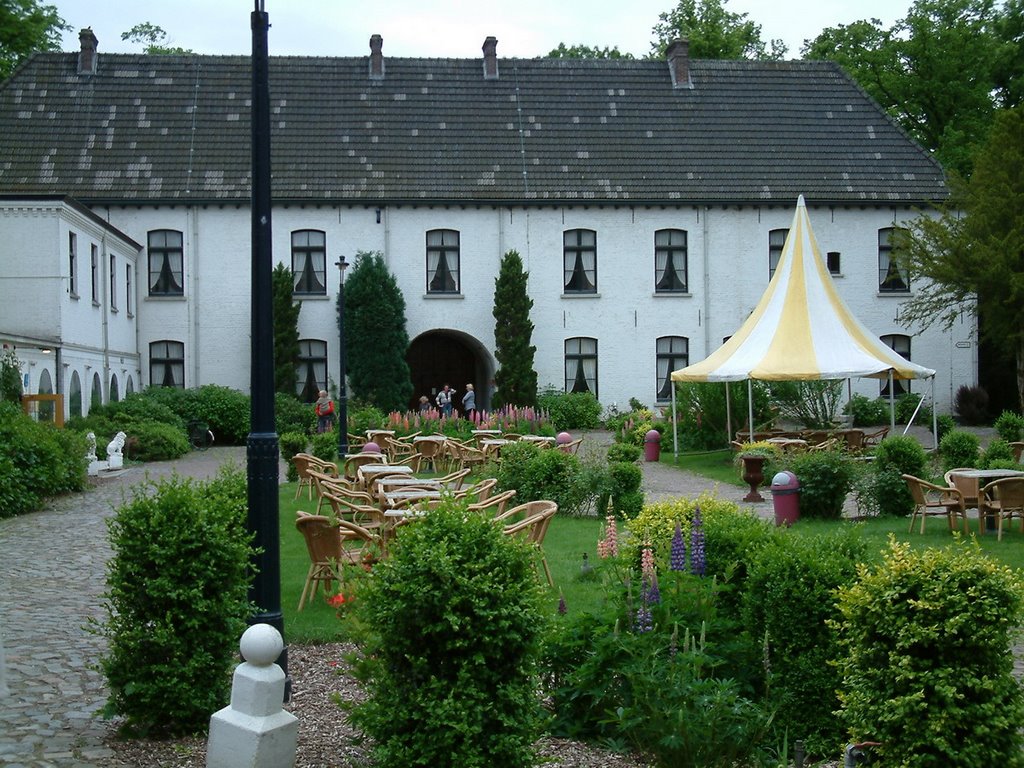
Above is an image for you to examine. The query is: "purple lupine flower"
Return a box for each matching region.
[690,505,706,576]
[670,522,687,571]
[634,604,653,633]
[558,594,567,615]
[644,578,661,605]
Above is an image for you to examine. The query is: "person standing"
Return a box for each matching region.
[461,383,476,420]
[436,384,453,417]
[314,389,335,433]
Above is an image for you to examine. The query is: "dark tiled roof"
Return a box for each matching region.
[0,52,947,205]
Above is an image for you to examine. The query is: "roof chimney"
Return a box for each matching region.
[482,36,498,80]
[78,28,98,76]
[666,38,691,89]
[369,34,384,80]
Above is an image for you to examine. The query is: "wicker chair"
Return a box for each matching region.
[902,474,968,535]
[499,500,558,587]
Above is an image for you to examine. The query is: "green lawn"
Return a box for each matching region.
[278,462,1024,644]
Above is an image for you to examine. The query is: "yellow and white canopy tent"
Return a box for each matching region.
[669,195,937,453]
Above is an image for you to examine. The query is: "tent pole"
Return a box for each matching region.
[748,379,755,442]
[888,371,896,432]
[726,382,732,446]
[671,381,679,460]
[931,376,939,450]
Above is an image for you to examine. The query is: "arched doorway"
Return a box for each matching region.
[407,330,493,413]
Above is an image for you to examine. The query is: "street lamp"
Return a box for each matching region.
[336,255,349,459]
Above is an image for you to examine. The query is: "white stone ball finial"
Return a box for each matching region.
[239,624,283,667]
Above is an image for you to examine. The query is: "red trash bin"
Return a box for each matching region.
[644,429,661,462]
[771,471,800,526]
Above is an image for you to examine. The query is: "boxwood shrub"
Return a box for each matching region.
[97,467,254,736]
[834,540,1024,767]
[0,402,88,518]
[350,502,545,767]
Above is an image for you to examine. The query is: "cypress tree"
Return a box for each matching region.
[342,251,413,412]
[492,250,537,407]
[271,262,301,397]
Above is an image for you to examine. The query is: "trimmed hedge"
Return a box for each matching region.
[0,402,88,518]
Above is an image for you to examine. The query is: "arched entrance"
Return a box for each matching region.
[407,330,493,413]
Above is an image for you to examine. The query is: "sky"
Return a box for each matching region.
[51,0,912,60]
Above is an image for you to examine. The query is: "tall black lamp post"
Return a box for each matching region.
[336,256,349,459]
[248,0,286,692]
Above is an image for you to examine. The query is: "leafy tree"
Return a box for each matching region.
[0,0,68,80]
[492,250,537,408]
[271,262,301,397]
[895,106,1024,410]
[547,42,634,59]
[803,0,1006,176]
[120,22,193,55]
[650,0,786,60]
[342,251,413,413]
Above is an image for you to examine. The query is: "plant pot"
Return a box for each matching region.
[741,455,767,502]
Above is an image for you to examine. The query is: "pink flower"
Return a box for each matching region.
[598,515,618,558]
[641,543,655,582]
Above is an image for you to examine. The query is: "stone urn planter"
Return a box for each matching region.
[740,454,768,502]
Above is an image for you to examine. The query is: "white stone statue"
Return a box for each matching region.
[85,432,97,462]
[106,431,126,470]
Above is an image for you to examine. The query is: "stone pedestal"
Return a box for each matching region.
[206,624,297,768]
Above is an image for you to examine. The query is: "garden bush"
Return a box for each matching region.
[0,402,88,518]
[347,402,385,436]
[275,391,313,436]
[497,442,588,515]
[781,450,855,520]
[939,429,980,471]
[743,530,866,756]
[894,392,932,425]
[608,461,644,518]
[981,438,1015,468]
[350,502,545,768]
[994,410,1024,443]
[310,430,337,463]
[187,385,251,445]
[769,379,843,428]
[537,390,602,430]
[279,431,308,482]
[954,384,989,425]
[834,539,1024,767]
[843,394,888,427]
[871,436,929,517]
[121,421,190,462]
[97,467,254,736]
[606,442,641,463]
[936,413,956,442]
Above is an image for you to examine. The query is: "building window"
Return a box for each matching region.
[291,230,327,295]
[296,339,327,403]
[109,254,117,310]
[90,244,99,302]
[148,230,184,296]
[826,251,841,275]
[150,340,185,388]
[565,337,598,396]
[656,336,689,401]
[110,374,120,403]
[68,233,78,296]
[125,265,133,315]
[564,229,597,294]
[878,228,909,292]
[90,372,103,411]
[68,370,82,419]
[768,228,788,280]
[655,229,688,293]
[880,334,911,397]
[426,229,460,293]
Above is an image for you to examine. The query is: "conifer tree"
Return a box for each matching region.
[342,251,413,412]
[492,250,537,407]
[271,262,301,397]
